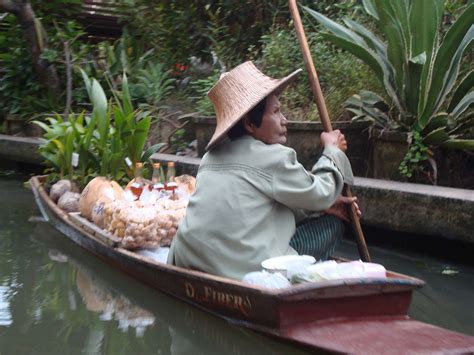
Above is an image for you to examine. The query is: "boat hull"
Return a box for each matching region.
[30,176,474,353]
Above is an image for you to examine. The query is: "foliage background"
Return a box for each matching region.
[1,0,472,188]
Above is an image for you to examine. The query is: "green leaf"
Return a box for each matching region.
[32,121,52,135]
[362,0,379,20]
[405,58,423,114]
[447,111,474,136]
[434,26,474,113]
[411,52,426,65]
[450,91,474,120]
[141,143,166,162]
[79,68,92,99]
[448,70,474,112]
[321,33,402,113]
[109,152,125,181]
[409,0,444,58]
[65,131,75,179]
[417,5,474,129]
[129,116,151,164]
[121,73,133,116]
[440,139,474,150]
[343,19,387,58]
[320,33,383,81]
[113,106,125,129]
[302,6,367,46]
[91,79,109,147]
[100,145,110,177]
[51,139,65,153]
[375,1,410,92]
[422,127,449,144]
[421,113,448,136]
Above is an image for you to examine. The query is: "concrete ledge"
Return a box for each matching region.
[352,177,473,243]
[151,154,474,244]
[0,134,43,165]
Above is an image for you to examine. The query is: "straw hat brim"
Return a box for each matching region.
[206,68,302,151]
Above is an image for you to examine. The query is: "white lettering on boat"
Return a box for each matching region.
[184,282,252,316]
[185,282,195,298]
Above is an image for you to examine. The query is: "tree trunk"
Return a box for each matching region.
[0,0,61,99]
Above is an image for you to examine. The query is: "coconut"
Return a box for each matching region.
[79,177,123,220]
[174,175,196,195]
[91,199,109,229]
[50,179,73,202]
[57,191,81,213]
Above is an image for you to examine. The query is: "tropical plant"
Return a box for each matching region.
[398,131,434,181]
[250,26,381,120]
[344,90,393,128]
[190,69,221,116]
[0,0,64,99]
[33,112,91,181]
[133,62,175,108]
[79,69,165,180]
[120,1,365,69]
[34,70,164,186]
[0,1,109,122]
[304,1,474,150]
[0,14,57,119]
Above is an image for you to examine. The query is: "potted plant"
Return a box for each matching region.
[304,1,474,185]
[33,71,165,188]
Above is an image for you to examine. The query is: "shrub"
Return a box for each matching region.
[251,26,381,121]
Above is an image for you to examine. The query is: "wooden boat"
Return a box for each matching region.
[30,175,474,353]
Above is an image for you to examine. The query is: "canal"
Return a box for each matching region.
[0,171,473,354]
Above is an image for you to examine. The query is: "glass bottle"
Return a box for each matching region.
[130,162,145,199]
[165,161,178,193]
[150,162,164,191]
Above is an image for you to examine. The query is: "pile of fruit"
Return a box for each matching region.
[72,173,195,250]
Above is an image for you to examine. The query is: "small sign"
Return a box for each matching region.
[72,152,79,167]
[125,157,132,167]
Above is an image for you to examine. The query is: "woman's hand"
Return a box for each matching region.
[324,195,361,222]
[321,130,348,152]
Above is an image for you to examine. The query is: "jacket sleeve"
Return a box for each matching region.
[272,145,353,212]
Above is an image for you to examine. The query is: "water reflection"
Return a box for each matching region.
[0,286,12,326]
[0,176,306,354]
[53,251,155,337]
[1,174,473,354]
[30,223,305,355]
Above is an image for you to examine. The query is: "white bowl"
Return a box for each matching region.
[261,255,316,276]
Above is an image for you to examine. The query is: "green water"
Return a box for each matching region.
[0,172,473,354]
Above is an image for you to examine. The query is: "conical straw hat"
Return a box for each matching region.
[206,61,302,150]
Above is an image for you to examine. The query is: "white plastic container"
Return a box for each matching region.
[347,261,387,278]
[261,255,316,277]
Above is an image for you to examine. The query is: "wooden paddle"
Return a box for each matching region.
[288,0,371,262]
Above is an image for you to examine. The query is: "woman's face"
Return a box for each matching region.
[247,94,288,145]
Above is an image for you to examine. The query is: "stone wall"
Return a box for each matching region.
[192,117,371,176]
[0,134,43,165]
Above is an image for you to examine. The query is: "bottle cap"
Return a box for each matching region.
[136,162,143,168]
[152,162,161,168]
[167,161,175,167]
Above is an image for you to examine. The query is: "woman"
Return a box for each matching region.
[168,61,359,280]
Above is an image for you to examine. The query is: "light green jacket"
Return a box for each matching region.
[168,135,354,280]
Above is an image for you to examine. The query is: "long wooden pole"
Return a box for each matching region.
[288,0,371,262]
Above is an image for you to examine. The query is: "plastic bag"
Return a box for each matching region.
[136,247,170,263]
[242,271,291,289]
[291,260,386,284]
